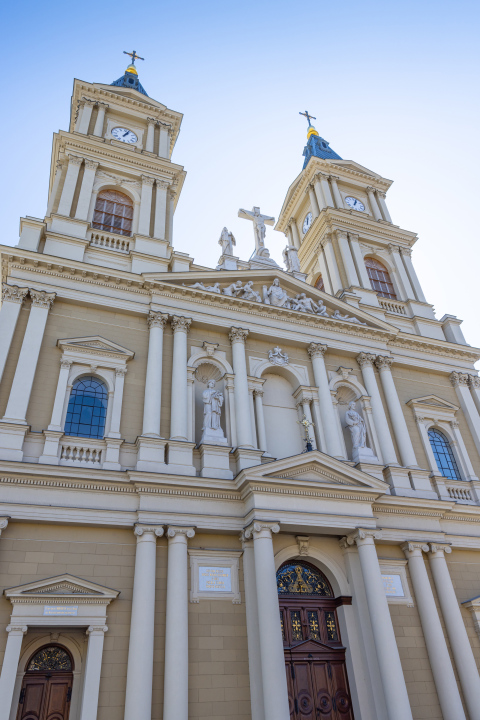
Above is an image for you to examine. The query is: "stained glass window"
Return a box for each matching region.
[277,562,332,596]
[64,376,108,439]
[93,189,133,237]
[365,257,397,300]
[428,428,461,481]
[27,646,72,672]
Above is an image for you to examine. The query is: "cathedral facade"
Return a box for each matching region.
[0,58,480,720]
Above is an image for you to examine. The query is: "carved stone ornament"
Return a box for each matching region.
[343,529,382,547]
[60,359,73,370]
[2,283,29,305]
[134,525,164,538]
[147,311,169,330]
[141,175,155,186]
[268,346,289,366]
[243,521,280,540]
[229,327,249,344]
[29,289,56,310]
[171,316,192,333]
[469,374,480,389]
[156,179,170,190]
[307,342,327,359]
[203,341,219,356]
[450,371,470,388]
[87,625,108,635]
[68,155,84,167]
[429,543,452,555]
[115,367,127,377]
[84,159,99,171]
[401,542,429,556]
[6,625,28,635]
[375,355,394,371]
[356,352,376,368]
[296,536,310,556]
[166,526,196,539]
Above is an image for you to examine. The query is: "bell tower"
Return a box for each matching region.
[17,52,191,274]
[275,113,464,343]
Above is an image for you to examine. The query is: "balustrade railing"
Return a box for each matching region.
[59,438,105,468]
[89,231,131,253]
[379,298,407,315]
[446,481,475,503]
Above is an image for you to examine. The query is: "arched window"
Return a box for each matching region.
[64,376,108,439]
[92,189,133,236]
[365,257,397,299]
[27,645,73,672]
[428,428,461,480]
[314,274,325,292]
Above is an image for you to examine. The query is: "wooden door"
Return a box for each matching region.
[17,645,73,720]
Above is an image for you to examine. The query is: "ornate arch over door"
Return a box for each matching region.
[277,561,354,719]
[17,644,73,720]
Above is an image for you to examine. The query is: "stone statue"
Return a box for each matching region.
[292,293,317,313]
[345,401,367,450]
[218,227,236,256]
[238,206,275,255]
[282,245,301,273]
[187,281,221,293]
[315,299,329,317]
[200,379,227,446]
[333,310,366,325]
[223,280,244,297]
[240,281,262,302]
[263,278,290,307]
[268,346,289,366]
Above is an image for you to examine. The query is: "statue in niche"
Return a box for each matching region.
[218,227,236,256]
[344,400,380,464]
[263,278,290,307]
[282,245,301,273]
[200,379,228,446]
[241,281,262,302]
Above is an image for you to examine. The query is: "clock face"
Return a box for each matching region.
[111,127,138,144]
[302,212,313,235]
[345,196,365,212]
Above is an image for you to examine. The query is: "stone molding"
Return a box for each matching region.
[307,342,327,359]
[147,310,169,329]
[229,327,249,344]
[2,283,29,304]
[156,179,171,190]
[171,316,192,333]
[30,289,56,310]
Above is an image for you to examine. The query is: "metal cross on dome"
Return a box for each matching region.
[299,110,316,128]
[123,50,145,65]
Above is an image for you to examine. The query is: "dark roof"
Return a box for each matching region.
[302,133,342,169]
[111,70,148,96]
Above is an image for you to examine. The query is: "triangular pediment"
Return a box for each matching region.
[146,270,396,334]
[57,336,135,359]
[5,574,120,602]
[407,395,458,411]
[235,450,388,494]
[331,159,384,179]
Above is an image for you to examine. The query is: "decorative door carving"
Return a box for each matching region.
[17,645,73,720]
[277,561,354,720]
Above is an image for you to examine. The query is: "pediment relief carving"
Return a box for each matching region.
[5,574,120,603]
[25,582,96,595]
[266,464,358,486]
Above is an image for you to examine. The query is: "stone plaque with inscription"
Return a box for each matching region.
[189,550,241,603]
[381,574,405,597]
[199,566,232,592]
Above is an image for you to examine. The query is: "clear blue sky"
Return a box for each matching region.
[3,0,480,348]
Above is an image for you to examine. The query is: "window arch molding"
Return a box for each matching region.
[88,181,141,236]
[364,255,399,300]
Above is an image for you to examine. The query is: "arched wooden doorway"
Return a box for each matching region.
[17,644,73,720]
[277,561,354,719]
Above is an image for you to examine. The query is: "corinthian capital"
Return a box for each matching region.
[171,316,192,333]
[375,355,393,371]
[229,327,249,344]
[147,117,157,126]
[147,310,169,329]
[84,159,99,171]
[450,371,469,388]
[30,289,56,310]
[469,374,480,389]
[335,229,348,241]
[68,154,84,167]
[141,175,155,187]
[356,352,376,368]
[2,284,29,305]
[307,342,327,359]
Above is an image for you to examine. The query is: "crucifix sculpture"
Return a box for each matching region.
[123,50,145,66]
[299,110,316,128]
[297,414,315,452]
[238,206,275,256]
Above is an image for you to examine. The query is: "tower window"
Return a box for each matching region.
[365,257,397,299]
[314,274,325,292]
[428,428,461,480]
[93,189,133,237]
[64,376,108,439]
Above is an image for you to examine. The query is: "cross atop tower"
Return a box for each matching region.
[123,50,144,66]
[299,110,316,128]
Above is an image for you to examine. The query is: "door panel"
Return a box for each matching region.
[17,675,71,720]
[292,661,316,720]
[17,676,47,720]
[311,661,335,720]
[330,662,354,719]
[44,678,71,720]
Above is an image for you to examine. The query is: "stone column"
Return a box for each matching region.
[367,187,383,221]
[0,624,27,720]
[450,372,480,458]
[75,159,99,221]
[308,343,343,458]
[248,385,257,448]
[75,100,86,132]
[450,419,478,480]
[388,245,415,301]
[225,375,237,447]
[319,173,334,207]
[167,188,176,242]
[77,99,94,134]
[138,175,155,236]
[348,233,372,289]
[170,316,191,441]
[313,176,327,211]
[399,248,427,303]
[345,530,413,720]
[356,353,398,465]
[46,161,63,216]
[107,368,126,437]
[229,328,253,448]
[2,290,56,424]
[244,522,290,720]
[468,374,480,417]
[124,525,164,720]
[163,526,195,720]
[240,531,265,720]
[322,233,342,294]
[377,191,392,222]
[329,176,343,208]
[153,180,169,240]
[142,311,169,436]
[0,284,29,386]
[48,359,73,431]
[375,356,418,467]
[307,184,320,219]
[428,543,480,720]
[254,389,268,454]
[93,103,108,137]
[158,125,170,158]
[57,155,83,217]
[289,219,301,250]
[146,118,156,152]
[79,625,108,720]
[402,542,466,720]
[336,230,359,287]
